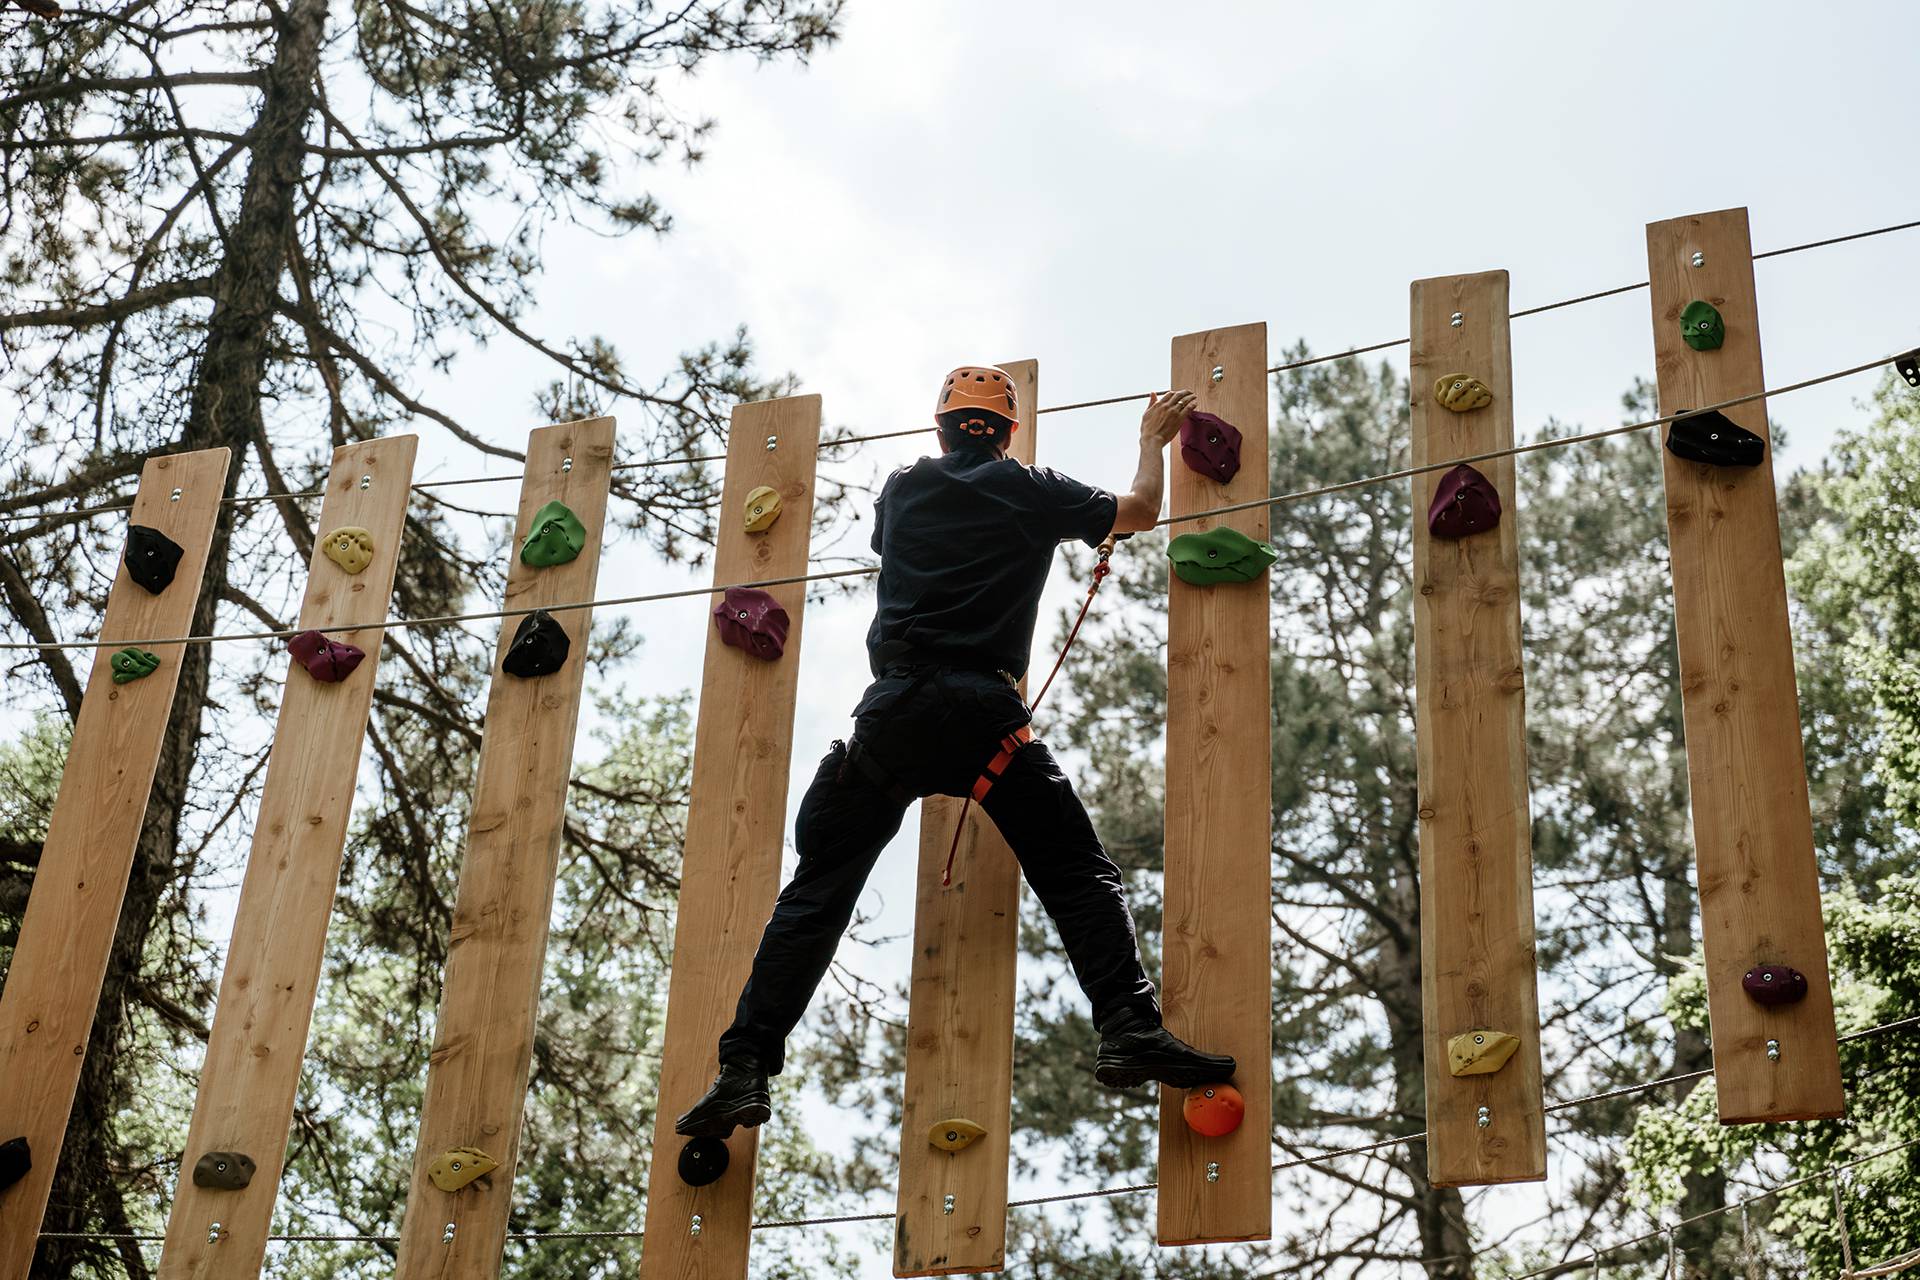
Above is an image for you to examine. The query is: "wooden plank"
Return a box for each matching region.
[893,359,1036,1278]
[637,395,821,1280]
[392,417,616,1278]
[1410,271,1548,1187]
[155,435,418,1279]
[1159,324,1273,1246]
[0,447,233,1280]
[1645,208,1843,1124]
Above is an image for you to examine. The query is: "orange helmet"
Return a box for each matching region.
[934,366,1019,444]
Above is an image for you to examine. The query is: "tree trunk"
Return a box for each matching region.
[1382,923,1475,1278]
[1665,869,1727,1278]
[32,2,330,1273]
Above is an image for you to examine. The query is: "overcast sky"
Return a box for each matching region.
[383,3,1920,1272]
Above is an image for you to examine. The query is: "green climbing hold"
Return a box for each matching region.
[110,648,160,684]
[519,500,586,567]
[1680,300,1725,351]
[1167,526,1277,586]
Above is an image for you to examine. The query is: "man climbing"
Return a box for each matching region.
[676,366,1237,1138]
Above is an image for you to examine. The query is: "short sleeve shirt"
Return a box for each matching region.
[866,450,1117,678]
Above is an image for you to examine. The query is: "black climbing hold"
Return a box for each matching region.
[191,1150,256,1190]
[1896,350,1920,389]
[1666,409,1765,469]
[502,609,570,677]
[0,1137,29,1193]
[1178,411,1242,484]
[288,630,366,683]
[713,586,790,661]
[1742,965,1809,1007]
[124,524,184,595]
[677,1136,730,1187]
[1426,463,1503,540]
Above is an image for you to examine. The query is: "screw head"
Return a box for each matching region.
[1206,1161,1221,1183]
[1691,251,1706,267]
[562,456,573,473]
[1210,365,1225,383]
[1476,1106,1492,1128]
[942,1194,956,1215]
[1449,312,1464,327]
[360,475,372,490]
[442,1221,456,1243]
[690,1214,703,1236]
[765,434,779,451]
[1766,1039,1781,1061]
[208,1222,224,1244]
[170,487,183,501]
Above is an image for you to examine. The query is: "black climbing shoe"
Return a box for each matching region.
[1094,1008,1237,1090]
[674,1057,772,1138]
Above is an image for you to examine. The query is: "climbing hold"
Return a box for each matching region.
[713,586,790,661]
[677,1137,730,1187]
[519,500,587,567]
[321,527,375,575]
[1447,1030,1522,1077]
[502,609,570,677]
[1896,350,1920,389]
[0,1137,28,1193]
[1178,411,1243,484]
[1433,373,1493,413]
[743,485,783,534]
[110,647,160,684]
[191,1151,257,1191]
[1426,463,1503,540]
[1742,965,1809,1007]
[1680,300,1726,352]
[124,524,184,594]
[928,1119,987,1152]
[426,1146,498,1193]
[288,630,365,683]
[1166,526,1277,587]
[1666,409,1765,468]
[1181,1084,1245,1138]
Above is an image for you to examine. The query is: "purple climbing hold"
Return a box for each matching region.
[288,630,366,683]
[713,586,789,661]
[1426,464,1503,540]
[1742,965,1809,1008]
[1179,411,1242,484]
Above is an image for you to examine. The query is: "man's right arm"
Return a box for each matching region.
[1110,388,1197,534]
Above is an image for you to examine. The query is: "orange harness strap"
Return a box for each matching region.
[969,725,1034,804]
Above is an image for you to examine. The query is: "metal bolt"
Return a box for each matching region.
[1691,251,1706,268]
[208,1222,223,1245]
[449,1160,462,1172]
[562,457,573,473]
[1210,365,1225,383]
[1450,312,1464,328]
[1206,1161,1220,1184]
[690,1214,703,1237]
[442,1221,456,1244]
[1767,1039,1781,1061]
[942,1194,956,1215]
[765,434,779,452]
[170,487,183,502]
[1476,1106,1492,1129]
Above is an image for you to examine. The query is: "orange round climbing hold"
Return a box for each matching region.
[1182,1084,1244,1137]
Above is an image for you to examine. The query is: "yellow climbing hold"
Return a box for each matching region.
[1434,373,1493,413]
[1447,1029,1521,1077]
[426,1146,498,1192]
[322,527,375,574]
[928,1118,986,1152]
[744,485,783,534]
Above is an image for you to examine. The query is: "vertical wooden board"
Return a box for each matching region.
[893,359,1036,1278]
[637,395,821,1280]
[392,417,616,1279]
[156,435,418,1279]
[1409,272,1548,1187]
[1159,324,1273,1246]
[1645,209,1842,1123]
[0,447,232,1280]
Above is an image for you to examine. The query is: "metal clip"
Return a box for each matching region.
[942,1194,955,1215]
[1205,1161,1220,1184]
[562,457,573,473]
[441,1221,455,1244]
[1476,1106,1492,1129]
[1766,1039,1781,1061]
[690,1214,704,1237]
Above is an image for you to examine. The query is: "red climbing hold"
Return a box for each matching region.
[1182,1083,1244,1137]
[713,586,789,661]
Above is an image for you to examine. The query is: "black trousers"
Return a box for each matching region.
[717,667,1160,1073]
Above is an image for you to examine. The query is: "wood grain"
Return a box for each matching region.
[1159,324,1273,1246]
[893,359,1035,1278]
[1645,208,1843,1124]
[155,436,417,1279]
[0,448,233,1280]
[637,395,821,1280]
[1409,272,1548,1187]
[392,418,615,1278]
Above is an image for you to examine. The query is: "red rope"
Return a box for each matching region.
[943,542,1114,887]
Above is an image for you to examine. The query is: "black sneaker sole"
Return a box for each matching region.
[673,1093,772,1139]
[1094,1056,1235,1091]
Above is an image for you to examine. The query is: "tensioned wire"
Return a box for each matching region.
[0,343,1904,653]
[1,213,1914,527]
[34,1014,1920,1248]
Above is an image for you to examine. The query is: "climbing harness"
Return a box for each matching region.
[941,538,1115,886]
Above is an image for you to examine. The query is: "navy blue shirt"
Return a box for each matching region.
[866,450,1117,679]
